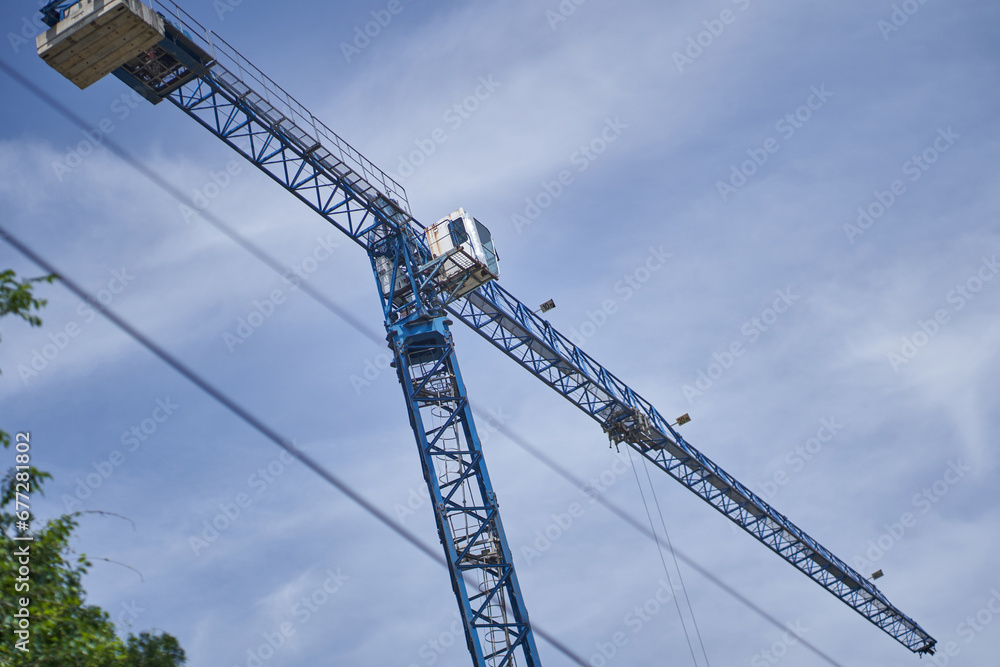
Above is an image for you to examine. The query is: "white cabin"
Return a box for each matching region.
[424,208,500,298]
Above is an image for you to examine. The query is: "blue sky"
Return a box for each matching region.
[2,0,999,665]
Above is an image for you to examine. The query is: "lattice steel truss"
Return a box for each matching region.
[388,320,539,667]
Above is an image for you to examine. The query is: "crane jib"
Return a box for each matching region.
[448,284,937,654]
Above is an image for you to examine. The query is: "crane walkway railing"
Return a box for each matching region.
[141,0,411,214]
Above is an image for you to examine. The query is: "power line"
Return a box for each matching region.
[0,59,382,346]
[0,57,845,667]
[0,225,590,667]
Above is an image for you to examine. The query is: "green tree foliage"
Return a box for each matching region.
[0,270,56,504]
[1,506,124,666]
[125,632,187,667]
[1,270,185,666]
[0,269,56,451]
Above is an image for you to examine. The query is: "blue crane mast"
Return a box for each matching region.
[35,1,937,663]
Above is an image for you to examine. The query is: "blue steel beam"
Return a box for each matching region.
[384,316,541,667]
[366,220,542,666]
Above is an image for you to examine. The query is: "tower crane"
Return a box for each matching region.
[33,1,937,664]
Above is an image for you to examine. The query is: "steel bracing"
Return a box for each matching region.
[387,317,540,667]
[37,0,937,661]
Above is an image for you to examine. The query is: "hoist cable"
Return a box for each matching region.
[641,453,712,666]
[626,444,700,667]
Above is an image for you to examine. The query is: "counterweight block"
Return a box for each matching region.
[37,0,165,89]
